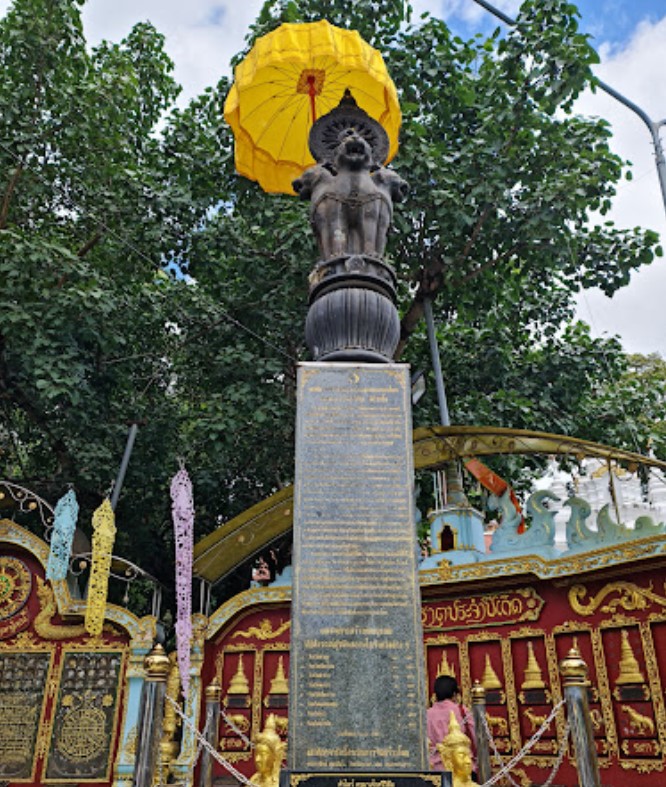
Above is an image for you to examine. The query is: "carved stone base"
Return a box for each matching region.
[305,286,400,362]
[305,255,400,363]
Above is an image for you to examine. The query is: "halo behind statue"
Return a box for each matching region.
[308,89,390,166]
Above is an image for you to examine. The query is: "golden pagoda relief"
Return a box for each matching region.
[478,652,506,705]
[437,650,457,679]
[268,655,289,694]
[225,653,252,708]
[615,629,645,686]
[481,654,502,690]
[521,642,546,690]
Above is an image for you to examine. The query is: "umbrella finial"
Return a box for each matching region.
[340,88,359,109]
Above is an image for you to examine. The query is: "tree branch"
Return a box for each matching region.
[0,163,24,229]
[77,226,105,257]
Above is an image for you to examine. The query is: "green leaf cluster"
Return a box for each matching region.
[1,0,662,612]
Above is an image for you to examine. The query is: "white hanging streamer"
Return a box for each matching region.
[170,465,194,699]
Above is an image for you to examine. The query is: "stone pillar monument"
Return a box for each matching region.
[285,94,443,787]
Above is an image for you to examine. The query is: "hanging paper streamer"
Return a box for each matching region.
[171,465,194,699]
[46,489,79,581]
[84,498,117,636]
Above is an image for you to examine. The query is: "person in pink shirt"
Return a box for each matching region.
[427,675,477,776]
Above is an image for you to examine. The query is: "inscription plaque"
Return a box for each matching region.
[290,363,427,771]
[45,650,123,781]
[0,651,51,780]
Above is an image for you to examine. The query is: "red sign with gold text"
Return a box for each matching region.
[422,587,544,631]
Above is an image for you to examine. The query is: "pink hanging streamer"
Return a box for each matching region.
[170,465,194,699]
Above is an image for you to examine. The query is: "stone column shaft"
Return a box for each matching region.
[133,644,169,787]
[471,680,492,785]
[559,646,601,787]
[198,679,222,787]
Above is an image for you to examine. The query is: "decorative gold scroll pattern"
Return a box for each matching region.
[459,640,471,705]
[544,634,566,743]
[232,619,291,641]
[639,623,666,761]
[500,638,521,756]
[569,581,666,617]
[34,578,88,641]
[0,556,31,620]
[590,627,619,759]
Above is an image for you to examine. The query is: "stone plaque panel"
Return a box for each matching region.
[45,650,123,781]
[0,651,51,780]
[290,363,427,771]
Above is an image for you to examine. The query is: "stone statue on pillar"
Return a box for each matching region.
[294,90,407,363]
[293,127,407,260]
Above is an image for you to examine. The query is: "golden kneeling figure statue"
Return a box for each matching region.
[436,711,475,787]
[251,714,286,787]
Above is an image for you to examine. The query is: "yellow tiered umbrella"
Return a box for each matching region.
[224,20,401,195]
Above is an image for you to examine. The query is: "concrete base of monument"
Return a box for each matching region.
[280,771,452,787]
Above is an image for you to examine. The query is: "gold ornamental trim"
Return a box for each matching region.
[412,425,666,471]
[232,618,291,641]
[568,581,666,617]
[0,519,152,643]
[193,426,666,585]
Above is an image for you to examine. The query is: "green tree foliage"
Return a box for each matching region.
[0,0,662,607]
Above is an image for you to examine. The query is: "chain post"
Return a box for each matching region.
[198,678,222,787]
[559,644,601,787]
[133,643,170,787]
[471,680,492,785]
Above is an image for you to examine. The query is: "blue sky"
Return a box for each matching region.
[1,0,665,355]
[441,0,666,48]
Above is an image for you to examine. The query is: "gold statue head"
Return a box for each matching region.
[437,711,474,787]
[251,714,285,787]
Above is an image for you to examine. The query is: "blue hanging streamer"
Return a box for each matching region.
[46,490,79,581]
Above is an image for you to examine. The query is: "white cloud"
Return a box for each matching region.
[79,0,265,100]
[574,16,666,357]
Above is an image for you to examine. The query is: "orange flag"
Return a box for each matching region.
[464,458,525,534]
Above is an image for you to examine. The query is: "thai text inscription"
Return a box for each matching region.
[0,652,51,779]
[45,650,123,780]
[422,588,544,631]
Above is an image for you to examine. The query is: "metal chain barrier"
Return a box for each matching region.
[162,696,571,787]
[219,706,254,748]
[165,695,263,787]
[538,720,571,787]
[479,698,567,787]
[154,702,213,787]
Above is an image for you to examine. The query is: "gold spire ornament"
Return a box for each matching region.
[269,655,289,694]
[437,651,456,679]
[436,711,474,787]
[481,654,502,690]
[521,642,546,690]
[160,652,182,779]
[228,654,251,694]
[616,629,645,685]
[84,498,117,636]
